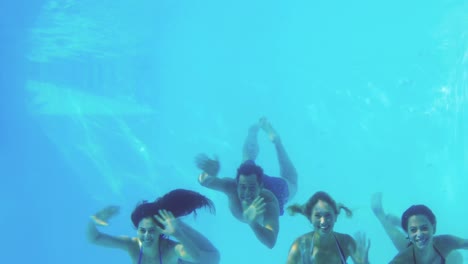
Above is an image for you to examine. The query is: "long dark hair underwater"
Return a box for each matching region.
[131,189,216,228]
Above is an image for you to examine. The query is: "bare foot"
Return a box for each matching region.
[259,117,279,142]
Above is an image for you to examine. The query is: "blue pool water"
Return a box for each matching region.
[1,0,467,263]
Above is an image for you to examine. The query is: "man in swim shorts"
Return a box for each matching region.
[195,117,298,248]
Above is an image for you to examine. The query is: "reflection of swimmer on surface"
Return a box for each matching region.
[372,193,468,263]
[195,117,298,248]
[286,191,370,264]
[87,189,220,264]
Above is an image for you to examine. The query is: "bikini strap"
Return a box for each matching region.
[333,234,347,264]
[158,235,163,264]
[411,245,446,264]
[137,245,143,264]
[138,235,164,264]
[433,245,446,264]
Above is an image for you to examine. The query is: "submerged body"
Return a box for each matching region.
[87,190,220,264]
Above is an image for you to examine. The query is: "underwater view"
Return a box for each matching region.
[2,0,468,263]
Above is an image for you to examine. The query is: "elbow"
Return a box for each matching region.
[266,242,275,249]
[209,250,221,264]
[198,250,220,264]
[86,233,100,244]
[264,238,277,249]
[86,229,101,244]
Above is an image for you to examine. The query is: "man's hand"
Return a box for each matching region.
[243,197,266,224]
[195,154,220,176]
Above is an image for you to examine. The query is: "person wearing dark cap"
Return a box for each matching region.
[87,189,220,264]
[195,117,298,248]
[389,204,468,263]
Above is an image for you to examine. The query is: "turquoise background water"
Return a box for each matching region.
[2,0,467,263]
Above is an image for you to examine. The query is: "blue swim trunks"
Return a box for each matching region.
[262,174,289,216]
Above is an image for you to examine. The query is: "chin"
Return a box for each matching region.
[316,228,332,235]
[242,198,254,204]
[142,240,154,247]
[413,239,431,249]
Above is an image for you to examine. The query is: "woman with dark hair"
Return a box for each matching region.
[286,191,370,264]
[371,193,463,263]
[389,203,468,264]
[87,189,220,264]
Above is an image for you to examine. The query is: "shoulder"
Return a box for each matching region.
[287,233,313,263]
[289,233,313,252]
[161,237,178,251]
[334,232,354,246]
[260,190,280,219]
[126,238,143,258]
[389,246,413,263]
[160,237,181,260]
[434,235,462,256]
[334,232,356,256]
[260,189,279,204]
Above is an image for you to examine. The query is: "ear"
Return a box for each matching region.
[433,223,436,234]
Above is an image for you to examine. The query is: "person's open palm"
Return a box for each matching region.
[354,231,371,264]
[243,197,266,224]
[92,205,120,226]
[154,209,179,236]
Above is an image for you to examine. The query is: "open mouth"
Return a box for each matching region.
[318,225,331,233]
[414,237,428,247]
[142,239,154,245]
[242,196,254,203]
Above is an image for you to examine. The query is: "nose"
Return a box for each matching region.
[320,217,326,224]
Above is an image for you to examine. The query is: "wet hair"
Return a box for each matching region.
[401,204,437,232]
[131,189,215,228]
[287,191,353,220]
[236,160,263,184]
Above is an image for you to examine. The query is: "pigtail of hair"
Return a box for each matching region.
[155,189,216,218]
[337,203,353,218]
[287,204,306,217]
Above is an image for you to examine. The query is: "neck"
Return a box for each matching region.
[414,244,439,263]
[313,231,334,245]
[141,236,161,257]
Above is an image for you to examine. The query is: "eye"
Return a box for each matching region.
[409,228,417,233]
[421,226,429,231]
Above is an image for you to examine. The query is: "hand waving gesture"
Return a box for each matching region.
[354,231,371,264]
[195,154,221,185]
[154,209,180,236]
[91,205,120,226]
[243,196,266,224]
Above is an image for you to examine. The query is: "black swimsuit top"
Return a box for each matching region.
[411,245,445,264]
